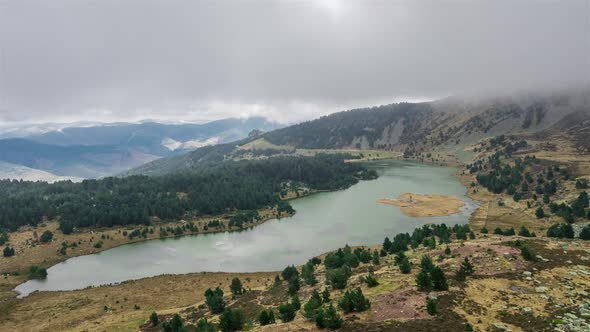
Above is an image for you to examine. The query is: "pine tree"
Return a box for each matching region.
[204,287,225,314]
[460,257,474,276]
[288,276,300,295]
[338,288,370,313]
[444,246,451,255]
[455,266,466,281]
[430,266,448,291]
[302,263,318,286]
[362,271,379,288]
[399,256,412,274]
[416,270,432,291]
[219,308,244,332]
[278,303,297,322]
[149,312,159,326]
[535,207,545,219]
[372,250,380,265]
[230,277,243,296]
[420,255,434,272]
[196,318,215,332]
[315,304,343,329]
[303,290,323,319]
[291,294,301,311]
[426,298,437,315]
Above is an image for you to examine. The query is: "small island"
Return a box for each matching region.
[378,193,465,217]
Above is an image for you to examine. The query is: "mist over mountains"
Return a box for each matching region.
[0,117,281,179]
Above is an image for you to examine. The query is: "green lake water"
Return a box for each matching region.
[16,160,476,296]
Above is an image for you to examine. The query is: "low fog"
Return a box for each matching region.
[0,0,588,124]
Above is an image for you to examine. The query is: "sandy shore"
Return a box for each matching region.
[378,193,465,217]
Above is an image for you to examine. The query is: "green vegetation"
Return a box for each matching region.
[39,230,53,243]
[196,318,215,332]
[315,304,343,329]
[219,308,244,332]
[162,313,183,332]
[264,102,432,149]
[520,246,534,261]
[416,255,448,291]
[303,289,323,319]
[338,288,370,313]
[204,287,225,314]
[0,154,368,231]
[362,270,379,288]
[229,277,243,296]
[3,245,15,257]
[278,302,298,322]
[258,309,276,326]
[427,298,438,316]
[28,265,48,279]
[149,312,159,326]
[326,266,352,290]
[546,223,575,239]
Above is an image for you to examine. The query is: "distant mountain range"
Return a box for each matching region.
[0,117,281,179]
[126,91,590,176]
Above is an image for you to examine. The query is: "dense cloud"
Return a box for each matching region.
[0,0,588,124]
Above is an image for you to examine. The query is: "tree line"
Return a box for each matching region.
[0,154,370,232]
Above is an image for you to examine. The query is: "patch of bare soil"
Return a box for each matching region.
[370,287,428,321]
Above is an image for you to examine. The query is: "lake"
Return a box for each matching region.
[15,160,476,297]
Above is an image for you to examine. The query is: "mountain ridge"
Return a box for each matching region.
[126,91,590,176]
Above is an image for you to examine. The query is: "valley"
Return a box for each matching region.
[0,93,589,332]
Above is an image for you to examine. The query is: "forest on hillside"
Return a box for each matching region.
[0,154,372,232]
[263,103,433,149]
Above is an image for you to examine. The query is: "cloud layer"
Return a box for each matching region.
[1,0,589,124]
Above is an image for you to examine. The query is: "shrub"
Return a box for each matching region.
[219,308,244,332]
[196,318,216,332]
[39,230,53,243]
[278,303,297,322]
[230,277,243,296]
[282,265,299,281]
[258,310,276,326]
[315,304,343,329]
[338,288,370,313]
[326,266,351,289]
[399,256,412,274]
[416,270,432,291]
[426,298,437,315]
[149,312,159,326]
[362,272,379,288]
[431,266,448,291]
[3,246,15,257]
[288,276,300,295]
[28,265,47,279]
[535,207,545,219]
[303,290,323,319]
[204,287,225,314]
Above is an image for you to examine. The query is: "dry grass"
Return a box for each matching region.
[378,193,465,218]
[0,271,276,332]
[0,207,286,274]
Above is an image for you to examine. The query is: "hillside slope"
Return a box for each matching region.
[28,117,281,156]
[0,138,158,178]
[0,161,82,183]
[127,91,590,176]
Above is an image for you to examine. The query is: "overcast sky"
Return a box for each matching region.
[0,0,588,125]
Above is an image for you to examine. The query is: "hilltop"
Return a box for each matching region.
[126,91,590,176]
